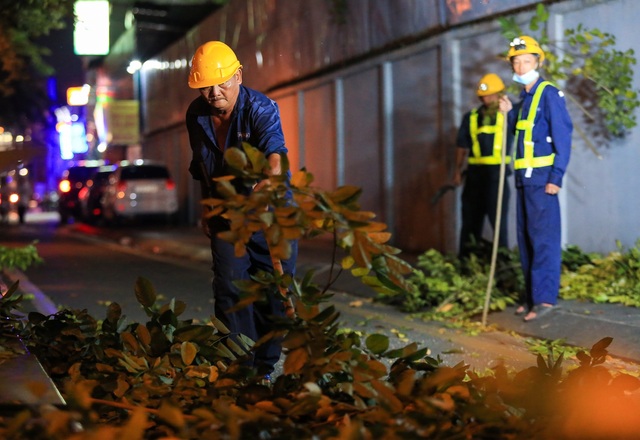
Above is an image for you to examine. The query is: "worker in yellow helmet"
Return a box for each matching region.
[499,36,573,322]
[186,41,298,381]
[453,73,513,259]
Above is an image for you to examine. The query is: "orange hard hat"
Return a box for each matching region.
[188,41,242,89]
[476,73,505,96]
[507,35,545,63]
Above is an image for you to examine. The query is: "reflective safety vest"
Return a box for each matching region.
[468,109,510,165]
[514,81,556,170]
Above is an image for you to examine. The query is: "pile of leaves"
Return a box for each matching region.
[3,276,640,439]
[0,241,42,272]
[384,239,640,321]
[561,240,640,306]
[381,240,523,319]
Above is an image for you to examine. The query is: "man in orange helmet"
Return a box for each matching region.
[454,73,513,259]
[499,36,573,322]
[186,41,297,380]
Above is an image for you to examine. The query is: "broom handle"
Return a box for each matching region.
[481,109,509,327]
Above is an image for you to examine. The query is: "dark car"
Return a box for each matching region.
[57,161,106,224]
[78,165,116,224]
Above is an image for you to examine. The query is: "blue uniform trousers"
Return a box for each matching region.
[210,222,298,374]
[516,185,561,307]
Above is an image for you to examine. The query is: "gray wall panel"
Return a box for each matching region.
[302,84,337,191]
[342,67,384,216]
[391,46,451,252]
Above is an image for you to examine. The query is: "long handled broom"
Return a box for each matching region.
[481,108,509,327]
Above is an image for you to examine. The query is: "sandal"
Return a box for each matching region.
[523,304,556,322]
[515,305,527,315]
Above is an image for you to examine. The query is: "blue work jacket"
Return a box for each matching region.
[508,77,573,188]
[186,85,289,196]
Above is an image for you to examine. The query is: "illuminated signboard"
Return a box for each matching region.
[67,85,91,106]
[95,100,140,145]
[73,0,110,56]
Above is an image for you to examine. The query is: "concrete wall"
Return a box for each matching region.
[138,0,639,254]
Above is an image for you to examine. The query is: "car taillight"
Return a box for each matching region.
[166,178,175,190]
[78,187,89,200]
[116,181,127,199]
[59,179,71,193]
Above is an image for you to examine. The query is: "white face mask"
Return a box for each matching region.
[513,69,539,85]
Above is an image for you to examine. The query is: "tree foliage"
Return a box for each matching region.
[499,3,640,152]
[0,241,43,272]
[0,0,75,128]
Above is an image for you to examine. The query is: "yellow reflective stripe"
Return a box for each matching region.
[514,81,555,170]
[469,155,511,165]
[514,154,555,169]
[468,111,509,165]
[469,110,482,158]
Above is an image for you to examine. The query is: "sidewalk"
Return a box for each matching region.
[67,224,640,364]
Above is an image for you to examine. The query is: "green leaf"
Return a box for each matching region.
[134,277,157,308]
[173,325,214,343]
[365,334,390,355]
[242,142,269,173]
[210,315,230,334]
[181,341,198,365]
[224,147,248,171]
[591,337,613,357]
[329,185,362,204]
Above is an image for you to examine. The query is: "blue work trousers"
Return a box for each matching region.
[210,224,298,374]
[516,185,561,307]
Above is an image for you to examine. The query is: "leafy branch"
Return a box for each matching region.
[201,142,415,311]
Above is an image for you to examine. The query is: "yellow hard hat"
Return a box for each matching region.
[188,41,242,89]
[507,35,545,63]
[476,73,505,96]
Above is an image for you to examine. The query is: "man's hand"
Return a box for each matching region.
[498,95,513,113]
[545,183,561,195]
[252,178,272,192]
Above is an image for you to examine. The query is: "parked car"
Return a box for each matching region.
[57,161,106,224]
[78,165,117,224]
[102,160,179,224]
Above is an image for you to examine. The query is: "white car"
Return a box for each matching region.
[102,160,178,224]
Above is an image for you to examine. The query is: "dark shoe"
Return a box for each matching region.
[524,304,556,322]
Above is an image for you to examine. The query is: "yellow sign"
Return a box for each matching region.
[67,86,90,106]
[102,100,140,145]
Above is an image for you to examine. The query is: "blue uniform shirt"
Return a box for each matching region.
[186,85,289,196]
[508,77,573,188]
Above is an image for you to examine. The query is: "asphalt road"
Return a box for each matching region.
[1,218,212,324]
